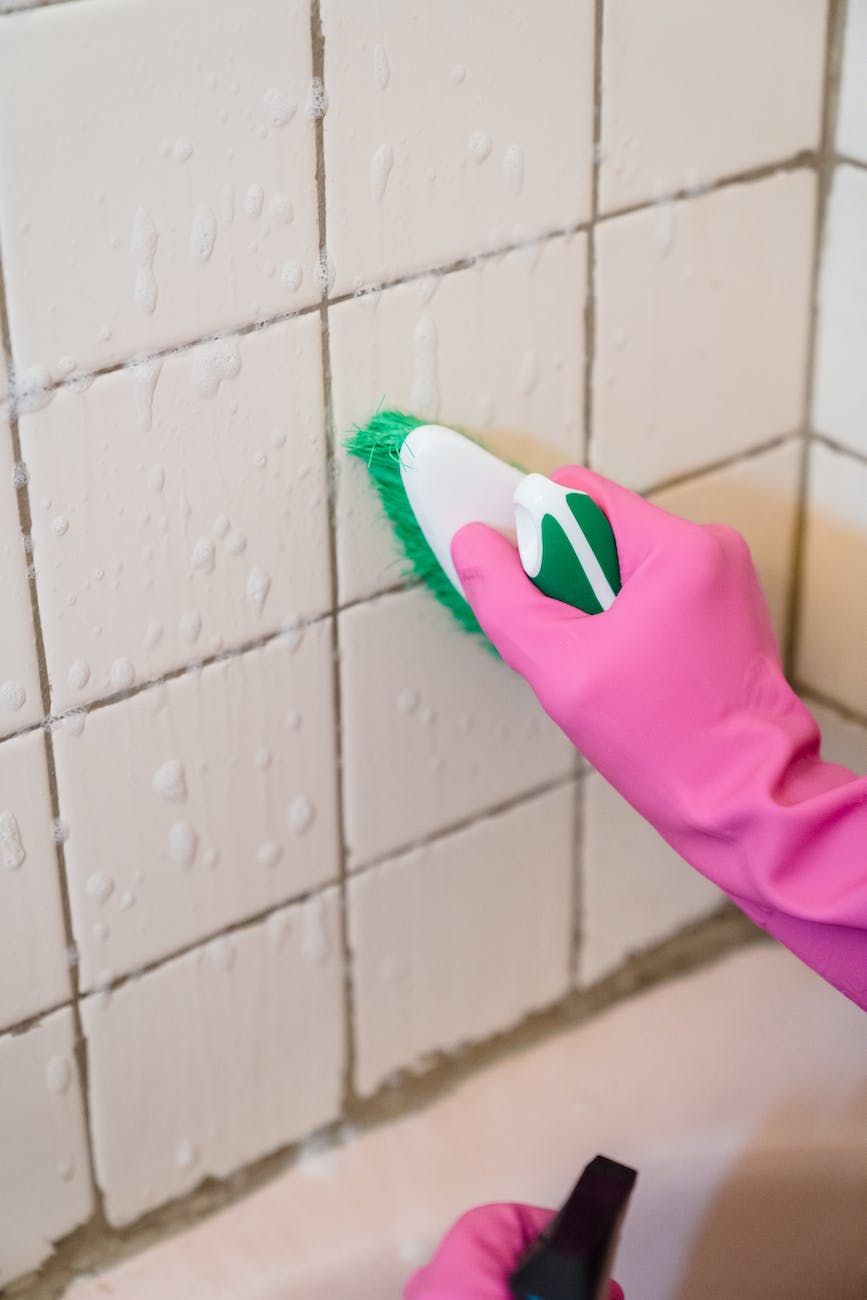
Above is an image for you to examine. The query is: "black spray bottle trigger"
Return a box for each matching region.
[509,1154,637,1300]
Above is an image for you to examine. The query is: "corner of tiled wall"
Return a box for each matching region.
[0,0,862,1292]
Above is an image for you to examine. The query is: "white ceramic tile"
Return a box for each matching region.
[812,166,867,459]
[340,587,574,868]
[0,1007,93,1286]
[0,407,42,736]
[54,627,339,988]
[81,888,343,1226]
[593,172,815,490]
[0,0,319,375]
[795,442,867,715]
[0,730,70,1030]
[21,317,329,712]
[807,698,867,775]
[651,439,802,643]
[331,236,586,603]
[599,0,826,212]
[837,0,867,163]
[349,786,574,1097]
[321,0,594,293]
[579,774,722,986]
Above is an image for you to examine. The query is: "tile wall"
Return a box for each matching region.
[0,0,863,1288]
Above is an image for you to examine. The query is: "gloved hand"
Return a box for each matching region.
[404,1202,624,1300]
[452,466,867,1010]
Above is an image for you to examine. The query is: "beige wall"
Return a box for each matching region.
[0,0,864,1288]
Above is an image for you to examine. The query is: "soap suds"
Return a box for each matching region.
[169,821,197,868]
[244,184,264,219]
[246,565,271,614]
[132,207,159,315]
[370,143,395,204]
[288,795,315,835]
[190,337,241,398]
[305,77,328,120]
[268,193,293,225]
[189,205,218,262]
[14,365,53,414]
[153,758,187,804]
[263,88,297,127]
[131,358,163,432]
[0,810,25,869]
[0,681,26,713]
[503,143,524,196]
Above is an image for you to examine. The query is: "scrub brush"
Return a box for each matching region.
[344,409,621,639]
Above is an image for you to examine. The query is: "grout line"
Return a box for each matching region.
[0,428,811,757]
[0,228,105,1224]
[1,993,73,1040]
[811,428,867,468]
[308,0,357,1116]
[834,151,867,172]
[347,772,582,881]
[784,0,847,679]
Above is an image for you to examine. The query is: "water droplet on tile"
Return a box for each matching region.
[281,260,303,293]
[86,871,114,903]
[110,658,135,691]
[300,893,328,963]
[400,1238,431,1269]
[268,192,293,225]
[373,43,390,89]
[169,821,197,868]
[503,143,524,196]
[119,890,136,911]
[396,688,419,715]
[212,513,230,539]
[68,659,91,692]
[57,1159,75,1182]
[284,707,302,731]
[263,87,297,127]
[252,449,267,469]
[190,337,241,398]
[201,847,218,868]
[189,205,217,262]
[175,1137,197,1169]
[178,611,202,643]
[244,183,264,219]
[288,796,315,836]
[172,136,192,163]
[257,841,282,868]
[253,748,271,770]
[45,1055,72,1093]
[0,811,25,869]
[467,129,492,163]
[517,348,538,396]
[370,142,395,204]
[246,565,271,614]
[206,935,234,970]
[98,323,112,343]
[262,258,276,278]
[144,621,163,651]
[419,704,437,726]
[153,758,187,804]
[304,77,328,119]
[409,315,440,420]
[0,681,26,712]
[190,536,215,574]
[131,207,159,315]
[224,528,247,556]
[146,464,166,495]
[451,63,466,84]
[93,919,110,943]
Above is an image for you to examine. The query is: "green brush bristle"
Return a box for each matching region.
[344,409,488,642]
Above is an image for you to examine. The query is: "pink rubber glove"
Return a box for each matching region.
[452,466,867,1010]
[404,1202,624,1300]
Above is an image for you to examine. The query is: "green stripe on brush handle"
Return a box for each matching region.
[513,474,621,613]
